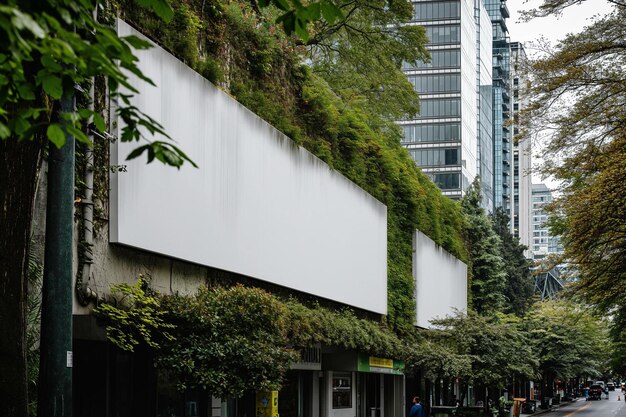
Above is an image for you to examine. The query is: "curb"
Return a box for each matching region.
[521,399,582,416]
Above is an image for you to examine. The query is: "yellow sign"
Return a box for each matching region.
[256,391,279,417]
[369,356,393,369]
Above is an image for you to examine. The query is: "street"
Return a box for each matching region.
[536,392,626,417]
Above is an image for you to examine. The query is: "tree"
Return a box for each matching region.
[429,311,537,405]
[0,0,343,414]
[460,180,506,314]
[520,0,626,355]
[491,208,534,316]
[305,0,429,125]
[522,300,610,396]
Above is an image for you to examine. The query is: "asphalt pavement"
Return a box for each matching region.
[521,391,626,417]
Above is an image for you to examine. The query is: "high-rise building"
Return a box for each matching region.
[510,41,532,257]
[531,183,563,259]
[401,0,493,206]
[484,0,512,214]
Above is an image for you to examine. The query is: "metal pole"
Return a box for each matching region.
[38,89,75,417]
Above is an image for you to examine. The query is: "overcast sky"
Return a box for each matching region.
[507,0,614,48]
[504,0,615,187]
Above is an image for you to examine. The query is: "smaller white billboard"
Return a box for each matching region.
[413,230,467,328]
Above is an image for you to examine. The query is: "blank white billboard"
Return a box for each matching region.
[110,20,388,314]
[413,230,467,328]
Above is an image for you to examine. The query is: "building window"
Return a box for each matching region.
[332,373,352,409]
[424,25,461,44]
[411,147,460,166]
[402,123,461,143]
[431,172,461,189]
[413,2,460,21]
[408,74,461,93]
[419,98,461,118]
[404,50,461,69]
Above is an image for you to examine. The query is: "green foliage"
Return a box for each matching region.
[26,250,43,417]
[0,0,195,168]
[93,274,175,352]
[461,181,506,314]
[98,284,416,398]
[306,0,429,124]
[491,208,534,316]
[285,300,406,358]
[157,285,297,398]
[521,2,626,362]
[522,300,610,381]
[429,311,537,389]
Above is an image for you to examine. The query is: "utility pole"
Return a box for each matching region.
[38,89,74,417]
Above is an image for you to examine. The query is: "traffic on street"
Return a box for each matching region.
[527,392,626,417]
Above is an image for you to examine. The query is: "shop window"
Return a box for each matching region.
[332,373,352,409]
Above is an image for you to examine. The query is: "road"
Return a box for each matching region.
[541,391,626,417]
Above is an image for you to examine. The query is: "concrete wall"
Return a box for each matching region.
[110,20,388,314]
[413,230,467,328]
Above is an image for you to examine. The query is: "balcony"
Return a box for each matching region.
[501,2,510,18]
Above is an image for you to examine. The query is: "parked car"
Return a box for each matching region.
[588,385,603,401]
[607,382,615,391]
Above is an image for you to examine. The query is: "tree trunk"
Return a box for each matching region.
[0,135,45,417]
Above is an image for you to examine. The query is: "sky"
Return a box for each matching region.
[507,0,615,52]
[504,0,615,188]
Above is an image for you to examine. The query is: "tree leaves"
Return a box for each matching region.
[0,0,195,168]
[46,124,66,148]
[135,0,175,23]
[41,75,63,99]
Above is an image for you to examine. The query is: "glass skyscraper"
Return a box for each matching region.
[484,0,512,212]
[401,0,493,206]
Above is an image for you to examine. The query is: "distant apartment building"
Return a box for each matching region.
[401,0,493,208]
[510,41,532,257]
[531,183,563,259]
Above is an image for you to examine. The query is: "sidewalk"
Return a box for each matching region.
[520,398,581,417]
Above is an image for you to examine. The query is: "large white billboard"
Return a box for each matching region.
[110,21,388,314]
[413,230,467,328]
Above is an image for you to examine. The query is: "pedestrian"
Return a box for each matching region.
[408,396,425,417]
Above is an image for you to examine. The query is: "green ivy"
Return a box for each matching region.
[97,284,415,397]
[93,274,175,351]
[156,285,298,397]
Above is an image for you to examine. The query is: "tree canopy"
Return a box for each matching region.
[305,0,429,124]
[521,1,626,367]
[523,300,610,383]
[492,208,535,317]
[460,181,506,314]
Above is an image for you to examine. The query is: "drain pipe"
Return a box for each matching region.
[76,78,98,306]
[76,6,100,306]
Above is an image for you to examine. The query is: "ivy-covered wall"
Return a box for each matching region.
[111,0,467,334]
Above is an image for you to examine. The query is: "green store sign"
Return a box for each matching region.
[357,354,404,375]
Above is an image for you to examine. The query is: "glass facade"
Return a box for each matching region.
[402,123,461,143]
[475,0,494,210]
[410,147,460,166]
[414,1,461,20]
[403,49,461,69]
[425,25,461,44]
[400,0,492,199]
[484,0,513,214]
[408,74,461,93]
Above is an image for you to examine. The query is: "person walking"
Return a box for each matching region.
[408,396,424,417]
